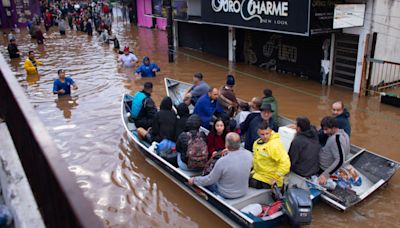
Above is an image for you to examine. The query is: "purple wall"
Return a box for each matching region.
[0,0,40,28]
[136,0,166,30]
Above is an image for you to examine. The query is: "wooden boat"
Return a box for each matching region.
[164,77,400,211]
[121,95,292,227]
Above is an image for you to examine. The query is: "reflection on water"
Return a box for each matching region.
[1,19,399,227]
[55,96,79,119]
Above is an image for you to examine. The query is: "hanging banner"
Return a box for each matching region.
[201,0,310,36]
[310,0,343,34]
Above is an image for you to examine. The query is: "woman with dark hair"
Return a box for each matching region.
[207,118,228,158]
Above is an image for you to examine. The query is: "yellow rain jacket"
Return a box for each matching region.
[252,132,291,187]
[24,58,42,75]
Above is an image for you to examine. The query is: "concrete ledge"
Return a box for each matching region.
[0,123,45,228]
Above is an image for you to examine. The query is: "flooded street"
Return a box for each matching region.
[1,20,399,227]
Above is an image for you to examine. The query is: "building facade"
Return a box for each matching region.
[0,0,40,28]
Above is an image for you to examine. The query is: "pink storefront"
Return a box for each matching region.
[136,0,166,30]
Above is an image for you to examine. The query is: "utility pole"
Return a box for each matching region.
[164,0,174,63]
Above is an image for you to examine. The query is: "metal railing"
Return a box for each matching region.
[0,54,104,227]
[364,58,400,95]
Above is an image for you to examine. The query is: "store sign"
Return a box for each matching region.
[333,4,365,29]
[202,0,311,35]
[310,0,342,34]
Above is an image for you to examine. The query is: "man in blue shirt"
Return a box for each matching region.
[134,56,160,77]
[193,88,225,129]
[53,69,78,96]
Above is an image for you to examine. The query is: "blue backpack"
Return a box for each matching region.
[131,91,147,118]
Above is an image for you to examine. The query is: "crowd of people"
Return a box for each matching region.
[130,74,352,199]
[5,0,162,98]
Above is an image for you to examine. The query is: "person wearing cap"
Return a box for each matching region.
[131,82,157,129]
[7,38,20,59]
[262,88,279,123]
[218,74,239,117]
[119,47,138,68]
[53,69,78,96]
[184,72,210,106]
[241,103,277,151]
[250,120,290,188]
[134,56,160,77]
[24,51,43,75]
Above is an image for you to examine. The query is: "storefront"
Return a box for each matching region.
[173,0,346,84]
[136,0,167,30]
[0,0,40,28]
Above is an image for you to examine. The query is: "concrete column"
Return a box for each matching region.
[228,27,235,62]
[353,32,368,93]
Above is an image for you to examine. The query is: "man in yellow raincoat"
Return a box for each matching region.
[24,51,43,75]
[250,120,290,188]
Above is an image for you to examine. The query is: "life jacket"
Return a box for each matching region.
[131,91,147,118]
[186,132,208,169]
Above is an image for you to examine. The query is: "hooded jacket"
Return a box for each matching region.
[252,132,291,187]
[176,115,207,163]
[24,57,43,75]
[320,129,350,178]
[135,90,157,129]
[135,56,160,77]
[288,126,321,177]
[262,96,278,122]
[175,103,190,139]
[336,109,351,137]
[151,97,177,142]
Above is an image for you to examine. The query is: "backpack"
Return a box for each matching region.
[131,91,146,118]
[186,132,208,169]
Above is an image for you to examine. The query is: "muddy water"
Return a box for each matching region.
[1,20,399,227]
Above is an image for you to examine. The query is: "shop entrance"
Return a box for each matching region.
[332,33,359,88]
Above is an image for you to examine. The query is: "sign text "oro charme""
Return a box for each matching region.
[212,0,289,22]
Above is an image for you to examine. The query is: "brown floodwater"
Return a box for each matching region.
[1,19,399,227]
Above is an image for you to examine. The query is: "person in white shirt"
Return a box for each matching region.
[119,47,138,68]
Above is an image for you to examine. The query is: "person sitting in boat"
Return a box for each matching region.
[189,132,253,199]
[250,120,290,189]
[288,117,321,178]
[53,69,78,96]
[319,101,351,146]
[193,88,225,130]
[241,103,277,152]
[131,82,157,130]
[207,118,228,159]
[262,88,279,124]
[217,75,239,117]
[174,103,191,140]
[134,56,160,78]
[176,115,208,171]
[318,116,350,185]
[119,47,138,68]
[24,51,43,75]
[234,97,258,129]
[138,96,177,143]
[184,72,210,106]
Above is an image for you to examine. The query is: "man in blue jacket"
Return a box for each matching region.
[134,56,160,77]
[319,101,351,145]
[193,88,225,129]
